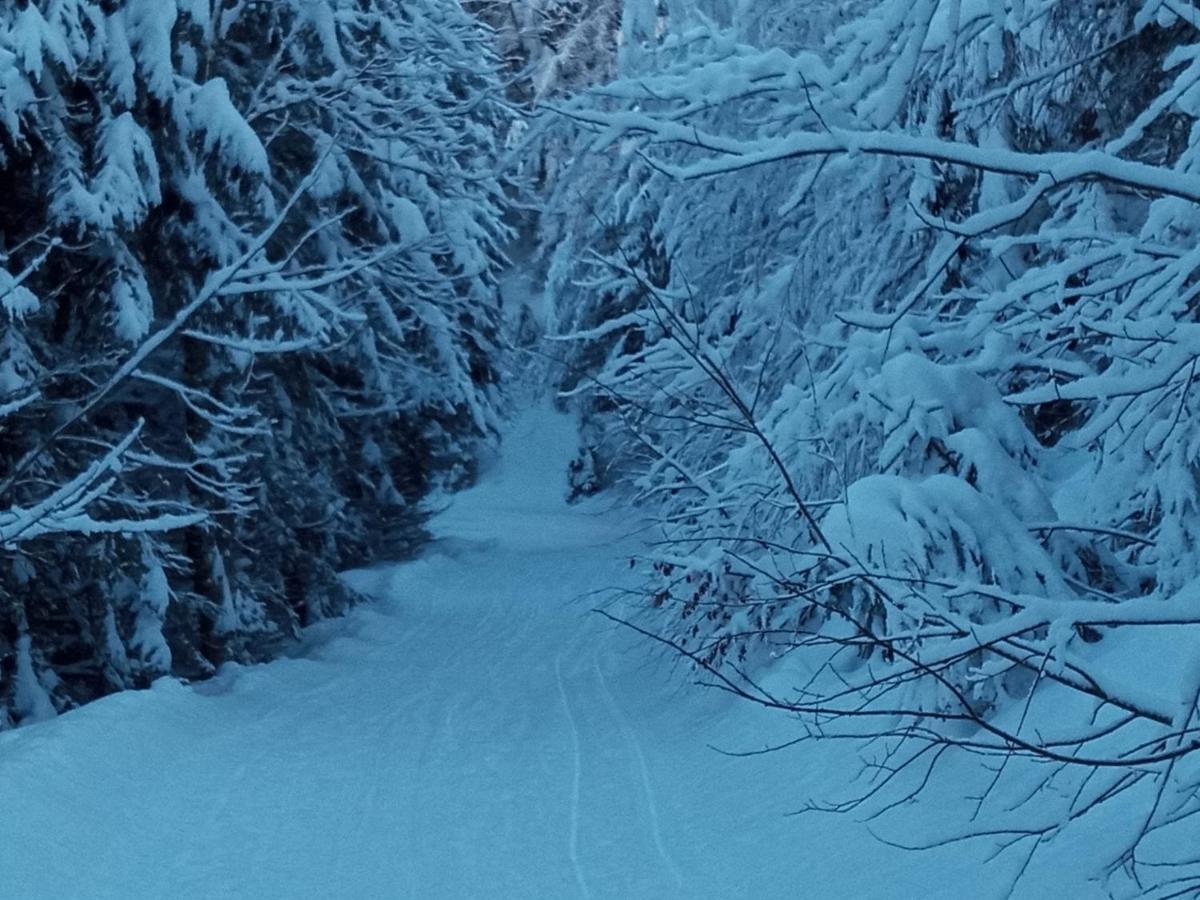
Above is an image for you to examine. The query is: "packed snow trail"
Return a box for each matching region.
[0,406,1077,899]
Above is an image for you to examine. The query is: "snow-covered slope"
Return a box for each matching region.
[0,406,1085,899]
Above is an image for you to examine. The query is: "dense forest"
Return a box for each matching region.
[0,0,512,719]
[4,0,1200,896]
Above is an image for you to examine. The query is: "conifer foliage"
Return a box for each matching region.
[0,0,511,723]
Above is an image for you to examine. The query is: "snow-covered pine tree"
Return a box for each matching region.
[0,0,511,719]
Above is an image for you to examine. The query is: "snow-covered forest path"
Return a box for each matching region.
[1,406,1010,899]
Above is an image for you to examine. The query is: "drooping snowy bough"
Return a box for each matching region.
[542,0,1200,892]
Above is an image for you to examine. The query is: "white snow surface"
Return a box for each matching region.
[0,405,1092,899]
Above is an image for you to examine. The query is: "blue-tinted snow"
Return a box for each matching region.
[0,405,1105,899]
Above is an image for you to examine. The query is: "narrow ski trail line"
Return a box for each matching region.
[592,650,684,889]
[555,653,590,900]
[0,405,1006,900]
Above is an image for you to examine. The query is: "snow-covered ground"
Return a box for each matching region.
[0,406,1096,899]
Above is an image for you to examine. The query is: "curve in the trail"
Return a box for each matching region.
[0,404,1028,900]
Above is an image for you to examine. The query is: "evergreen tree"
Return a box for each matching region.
[0,0,511,720]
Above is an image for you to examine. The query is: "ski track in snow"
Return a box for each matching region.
[592,650,683,889]
[555,653,591,900]
[0,404,1102,899]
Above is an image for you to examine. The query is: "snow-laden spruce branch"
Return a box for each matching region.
[0,140,415,550]
[2,144,367,501]
[0,425,205,547]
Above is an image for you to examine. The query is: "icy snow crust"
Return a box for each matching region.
[0,406,1101,898]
